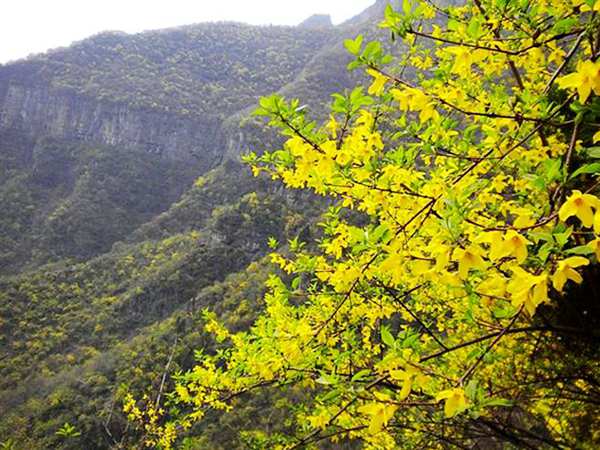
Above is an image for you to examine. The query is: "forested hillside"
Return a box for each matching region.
[0,2,393,448]
[6,1,597,449]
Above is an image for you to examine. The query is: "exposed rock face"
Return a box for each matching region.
[0,77,225,168]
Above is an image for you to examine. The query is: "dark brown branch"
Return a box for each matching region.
[406,29,582,57]
[544,31,586,94]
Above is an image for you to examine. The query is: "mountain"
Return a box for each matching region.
[0,2,391,448]
[0,22,338,273]
[298,14,333,29]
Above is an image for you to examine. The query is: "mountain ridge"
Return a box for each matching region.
[0,2,397,447]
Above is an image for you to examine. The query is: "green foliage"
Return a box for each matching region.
[136,1,600,449]
[2,24,334,117]
[55,422,81,438]
[0,161,321,447]
[0,139,205,273]
[0,3,399,448]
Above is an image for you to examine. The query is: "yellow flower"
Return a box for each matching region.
[445,46,476,74]
[589,238,600,260]
[501,230,531,264]
[552,256,589,292]
[308,408,331,430]
[358,393,398,433]
[595,211,600,235]
[389,366,422,400]
[580,0,600,11]
[507,267,549,315]
[452,245,486,279]
[326,115,338,138]
[478,276,507,305]
[367,68,388,96]
[559,190,600,228]
[557,60,600,103]
[476,231,505,261]
[436,388,468,418]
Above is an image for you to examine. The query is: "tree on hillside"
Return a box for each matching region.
[128,1,600,448]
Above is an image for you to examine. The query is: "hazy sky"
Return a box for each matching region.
[0,0,375,64]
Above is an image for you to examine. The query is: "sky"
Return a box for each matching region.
[0,0,375,64]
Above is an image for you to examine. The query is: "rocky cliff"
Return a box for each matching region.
[0,78,225,164]
[0,22,338,166]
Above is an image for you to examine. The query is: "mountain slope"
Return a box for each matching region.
[0,22,339,273]
[0,2,395,448]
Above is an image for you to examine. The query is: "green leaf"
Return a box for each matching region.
[384,3,397,23]
[493,305,517,319]
[532,176,546,190]
[267,237,278,249]
[381,326,395,347]
[537,242,554,263]
[371,224,390,243]
[347,60,362,71]
[362,41,382,60]
[351,369,371,382]
[465,379,479,400]
[344,35,363,55]
[553,228,572,248]
[542,158,562,182]
[570,162,600,179]
[482,398,514,408]
[316,373,338,385]
[447,19,459,31]
[552,17,578,34]
[467,18,481,38]
[585,147,600,159]
[320,388,341,403]
[566,245,594,256]
[529,231,553,243]
[291,276,301,290]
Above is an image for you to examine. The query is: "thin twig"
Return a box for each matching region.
[459,307,522,385]
[155,336,178,409]
[544,31,586,94]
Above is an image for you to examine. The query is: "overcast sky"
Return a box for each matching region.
[0,0,375,64]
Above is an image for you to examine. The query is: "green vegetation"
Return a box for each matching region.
[4,23,335,117]
[0,139,202,273]
[0,169,320,447]
[125,1,600,449]
[0,11,376,445]
[12,1,597,449]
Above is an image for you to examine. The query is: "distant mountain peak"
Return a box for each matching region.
[298,14,333,29]
[343,0,403,26]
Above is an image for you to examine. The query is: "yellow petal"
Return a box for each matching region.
[552,271,567,292]
[515,245,528,264]
[558,200,578,222]
[588,238,600,260]
[556,72,580,90]
[577,204,595,228]
[399,378,412,401]
[565,267,583,284]
[578,83,592,103]
[563,256,590,268]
